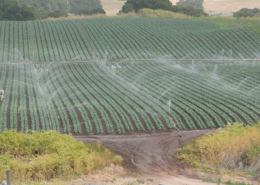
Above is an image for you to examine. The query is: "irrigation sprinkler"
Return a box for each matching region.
[6,170,11,185]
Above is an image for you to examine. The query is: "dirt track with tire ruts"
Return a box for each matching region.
[75,129,217,175]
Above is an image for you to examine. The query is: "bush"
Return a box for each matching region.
[120,0,173,13]
[15,0,102,15]
[28,6,49,20]
[119,0,208,17]
[254,12,260,17]
[138,8,191,19]
[48,10,68,18]
[177,122,260,173]
[176,0,204,10]
[0,0,35,21]
[233,8,260,18]
[78,8,106,16]
[0,130,122,182]
[171,5,208,17]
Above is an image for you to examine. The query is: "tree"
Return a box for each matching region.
[120,0,173,13]
[18,0,68,12]
[28,5,49,19]
[49,10,68,18]
[172,5,207,17]
[233,8,260,18]
[13,0,102,14]
[176,0,204,10]
[119,0,208,17]
[69,0,102,14]
[0,0,35,20]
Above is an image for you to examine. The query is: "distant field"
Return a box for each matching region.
[100,0,125,16]
[170,0,260,15]
[204,0,260,15]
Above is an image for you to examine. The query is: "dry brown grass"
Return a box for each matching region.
[139,8,191,19]
[100,0,125,16]
[177,122,260,171]
[42,14,107,21]
[170,0,260,15]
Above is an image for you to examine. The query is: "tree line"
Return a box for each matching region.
[233,8,260,18]
[119,0,208,17]
[0,0,104,20]
[13,0,102,14]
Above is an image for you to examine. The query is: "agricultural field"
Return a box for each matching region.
[0,61,260,134]
[1,19,260,63]
[0,18,260,135]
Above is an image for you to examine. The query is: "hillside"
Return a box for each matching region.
[1,19,260,62]
[0,19,260,135]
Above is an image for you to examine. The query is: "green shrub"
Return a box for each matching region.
[176,0,204,10]
[233,8,260,18]
[176,122,260,173]
[119,0,207,17]
[171,5,208,17]
[0,130,122,182]
[49,10,68,18]
[138,8,191,19]
[0,0,35,21]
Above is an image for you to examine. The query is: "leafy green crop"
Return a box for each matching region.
[0,18,259,63]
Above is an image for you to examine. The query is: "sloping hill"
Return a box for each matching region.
[0,18,260,135]
[1,19,260,63]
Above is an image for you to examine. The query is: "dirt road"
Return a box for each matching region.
[75,129,217,175]
[74,129,259,185]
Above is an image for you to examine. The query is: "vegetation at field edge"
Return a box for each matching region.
[177,122,260,180]
[202,177,253,185]
[199,16,260,36]
[0,130,122,183]
[136,9,260,36]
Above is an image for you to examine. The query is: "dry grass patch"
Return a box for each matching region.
[177,122,260,177]
[0,130,122,183]
[138,8,191,19]
[100,0,125,16]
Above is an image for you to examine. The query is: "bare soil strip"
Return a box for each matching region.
[74,129,260,185]
[75,129,217,175]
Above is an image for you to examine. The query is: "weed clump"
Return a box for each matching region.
[177,122,260,175]
[0,130,122,182]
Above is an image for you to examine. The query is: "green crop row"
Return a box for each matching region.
[0,19,259,63]
[0,61,259,134]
